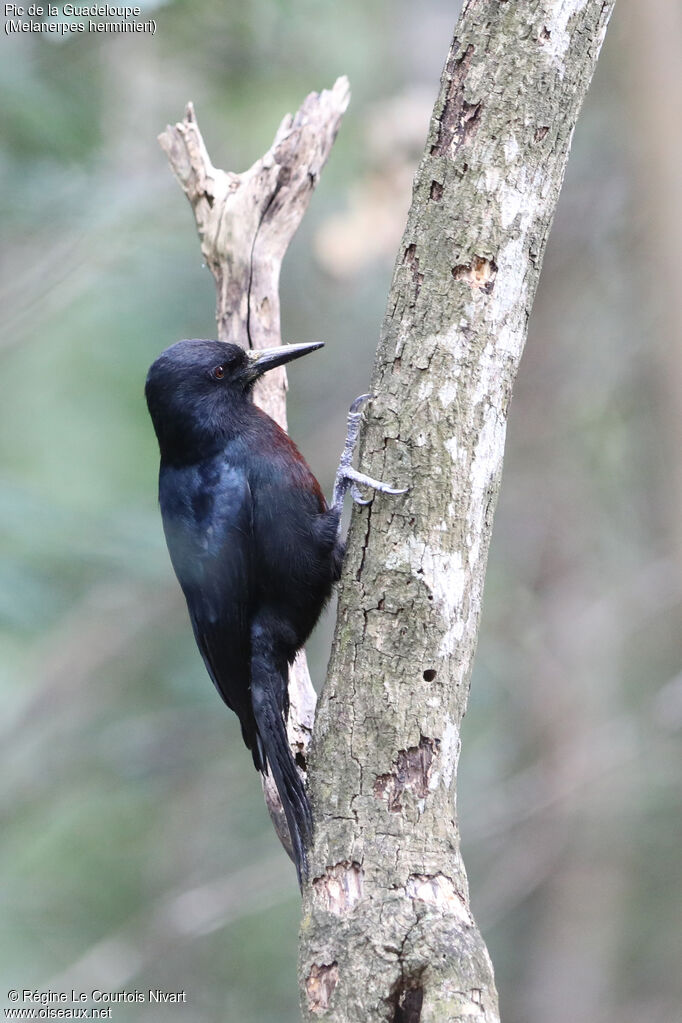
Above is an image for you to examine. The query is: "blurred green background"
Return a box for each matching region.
[1,1,680,1021]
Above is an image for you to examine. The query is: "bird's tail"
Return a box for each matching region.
[251,679,313,886]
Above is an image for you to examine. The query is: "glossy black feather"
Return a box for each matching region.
[145,339,341,884]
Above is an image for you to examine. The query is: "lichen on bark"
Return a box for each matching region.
[299,2,616,1020]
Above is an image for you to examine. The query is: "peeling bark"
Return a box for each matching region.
[312,861,365,916]
[373,736,439,813]
[299,1,616,1020]
[306,962,340,1015]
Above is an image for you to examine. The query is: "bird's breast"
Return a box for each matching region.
[158,457,250,575]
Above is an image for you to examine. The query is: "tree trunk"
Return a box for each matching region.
[299,2,616,1021]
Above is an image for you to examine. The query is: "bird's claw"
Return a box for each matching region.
[351,484,373,506]
[349,393,372,415]
[344,466,408,506]
[332,394,408,513]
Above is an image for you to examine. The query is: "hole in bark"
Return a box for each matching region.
[539,25,551,42]
[534,125,549,142]
[389,980,424,1023]
[294,750,307,771]
[430,180,443,201]
[423,668,437,682]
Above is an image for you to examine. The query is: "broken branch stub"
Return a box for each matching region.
[158,78,350,863]
[158,76,350,425]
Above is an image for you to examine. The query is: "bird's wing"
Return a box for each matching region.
[161,462,258,751]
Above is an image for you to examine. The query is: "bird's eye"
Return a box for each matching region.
[212,365,225,380]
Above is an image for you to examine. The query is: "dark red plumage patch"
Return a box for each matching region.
[257,409,327,511]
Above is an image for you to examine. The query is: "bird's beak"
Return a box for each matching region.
[244,342,324,382]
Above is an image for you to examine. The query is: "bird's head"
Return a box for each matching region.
[145,338,323,461]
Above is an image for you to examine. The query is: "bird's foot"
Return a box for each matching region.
[332,395,408,513]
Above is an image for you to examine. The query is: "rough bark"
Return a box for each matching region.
[158,77,350,857]
[299,2,615,1021]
